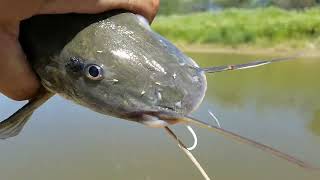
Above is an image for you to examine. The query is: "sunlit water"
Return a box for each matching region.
[1,53,320,180]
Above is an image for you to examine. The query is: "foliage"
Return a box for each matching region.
[214,0,258,7]
[159,0,209,15]
[270,0,318,9]
[152,7,320,47]
[158,0,320,15]
[214,0,320,8]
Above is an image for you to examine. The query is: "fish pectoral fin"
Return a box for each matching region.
[0,113,33,140]
[0,87,54,140]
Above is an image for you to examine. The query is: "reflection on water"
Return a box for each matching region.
[310,110,320,136]
[194,53,320,137]
[1,52,320,180]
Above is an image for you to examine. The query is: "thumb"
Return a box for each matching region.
[0,22,40,101]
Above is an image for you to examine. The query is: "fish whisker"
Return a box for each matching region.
[208,110,221,128]
[200,55,302,73]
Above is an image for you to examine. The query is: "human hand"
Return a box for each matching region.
[0,0,159,101]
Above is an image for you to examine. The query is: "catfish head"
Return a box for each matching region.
[27,13,207,127]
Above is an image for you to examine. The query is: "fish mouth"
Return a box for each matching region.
[126,111,186,128]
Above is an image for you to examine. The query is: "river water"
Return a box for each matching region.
[0,52,319,180]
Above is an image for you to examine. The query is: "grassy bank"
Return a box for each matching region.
[152,7,320,50]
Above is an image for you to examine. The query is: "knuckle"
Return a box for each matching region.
[9,94,30,101]
[152,0,160,10]
[148,0,160,21]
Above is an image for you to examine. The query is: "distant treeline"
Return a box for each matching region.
[160,0,320,15]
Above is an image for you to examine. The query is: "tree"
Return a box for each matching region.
[158,0,320,15]
[159,0,211,15]
[214,0,256,7]
[159,0,182,15]
[271,0,318,9]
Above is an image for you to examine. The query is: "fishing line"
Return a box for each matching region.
[186,125,198,151]
[185,110,221,151]
[164,126,211,180]
[208,110,221,128]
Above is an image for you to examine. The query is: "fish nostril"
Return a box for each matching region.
[156,91,162,101]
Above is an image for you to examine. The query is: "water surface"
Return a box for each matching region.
[1,52,319,180]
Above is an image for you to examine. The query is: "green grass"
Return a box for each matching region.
[152,7,320,48]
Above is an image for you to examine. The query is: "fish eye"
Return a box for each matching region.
[84,64,104,80]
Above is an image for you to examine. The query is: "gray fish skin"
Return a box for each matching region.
[19,11,207,125]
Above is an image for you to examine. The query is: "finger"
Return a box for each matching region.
[116,0,160,22]
[39,0,160,22]
[0,0,45,21]
[123,0,160,22]
[0,23,40,101]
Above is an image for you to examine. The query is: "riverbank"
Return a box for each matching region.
[152,7,320,54]
[177,43,320,57]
